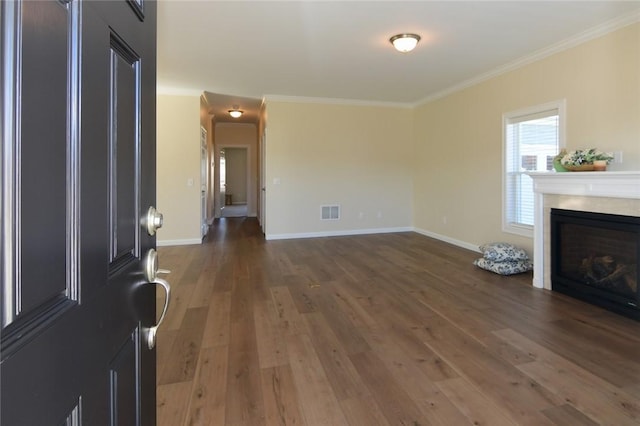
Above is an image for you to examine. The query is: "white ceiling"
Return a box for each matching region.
[202,91,263,124]
[157,1,640,121]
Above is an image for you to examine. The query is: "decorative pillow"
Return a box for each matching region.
[473,258,533,275]
[479,242,529,262]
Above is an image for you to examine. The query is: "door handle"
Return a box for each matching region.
[142,249,171,350]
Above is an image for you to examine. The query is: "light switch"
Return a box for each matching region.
[613,151,623,164]
[273,177,281,185]
[187,178,194,186]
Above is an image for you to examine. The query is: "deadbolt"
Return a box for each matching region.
[145,206,164,236]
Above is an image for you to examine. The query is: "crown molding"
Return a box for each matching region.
[156,85,202,97]
[413,9,640,108]
[215,122,257,129]
[263,94,413,109]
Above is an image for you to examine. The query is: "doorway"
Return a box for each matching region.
[219,148,226,217]
[221,147,248,218]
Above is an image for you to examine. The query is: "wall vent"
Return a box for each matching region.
[321,205,340,220]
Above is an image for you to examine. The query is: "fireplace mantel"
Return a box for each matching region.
[528,171,640,289]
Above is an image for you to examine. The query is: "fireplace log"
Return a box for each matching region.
[579,255,637,293]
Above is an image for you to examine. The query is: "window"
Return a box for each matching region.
[503,100,565,237]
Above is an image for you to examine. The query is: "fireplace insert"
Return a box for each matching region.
[551,208,639,320]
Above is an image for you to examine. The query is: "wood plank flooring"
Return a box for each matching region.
[156,217,640,426]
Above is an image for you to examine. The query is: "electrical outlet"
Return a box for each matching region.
[358,212,364,219]
[377,211,383,219]
[443,216,448,224]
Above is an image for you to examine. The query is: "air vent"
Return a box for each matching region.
[321,205,340,220]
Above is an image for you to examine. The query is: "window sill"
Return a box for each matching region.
[503,223,533,238]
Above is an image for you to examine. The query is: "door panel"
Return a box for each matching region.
[19,0,72,314]
[1,1,158,424]
[109,330,140,425]
[2,0,81,387]
[2,0,78,335]
[109,32,141,267]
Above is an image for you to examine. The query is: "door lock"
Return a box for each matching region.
[145,206,163,236]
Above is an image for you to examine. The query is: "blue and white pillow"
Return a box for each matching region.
[473,258,533,275]
[479,242,529,262]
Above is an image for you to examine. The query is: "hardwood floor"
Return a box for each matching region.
[156,217,640,426]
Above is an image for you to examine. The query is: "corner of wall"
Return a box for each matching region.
[156,94,203,243]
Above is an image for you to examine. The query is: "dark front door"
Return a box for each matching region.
[2,1,160,424]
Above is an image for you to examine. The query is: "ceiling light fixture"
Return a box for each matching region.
[389,33,421,53]
[228,106,243,118]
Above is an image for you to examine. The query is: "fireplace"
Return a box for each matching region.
[551,208,639,320]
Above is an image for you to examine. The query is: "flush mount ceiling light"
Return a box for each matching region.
[228,106,243,118]
[389,33,421,53]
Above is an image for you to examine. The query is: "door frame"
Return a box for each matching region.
[259,127,266,231]
[200,126,208,237]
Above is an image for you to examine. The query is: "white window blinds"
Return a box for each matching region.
[504,102,563,236]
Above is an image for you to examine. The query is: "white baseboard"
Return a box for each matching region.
[412,227,481,253]
[266,226,413,241]
[157,226,479,254]
[157,238,202,247]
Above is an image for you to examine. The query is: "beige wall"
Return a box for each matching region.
[215,124,258,216]
[157,94,202,245]
[412,22,640,256]
[264,101,413,238]
[156,23,638,249]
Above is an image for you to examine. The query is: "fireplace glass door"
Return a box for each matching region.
[551,208,639,320]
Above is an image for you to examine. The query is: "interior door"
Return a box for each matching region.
[259,128,266,232]
[1,1,161,424]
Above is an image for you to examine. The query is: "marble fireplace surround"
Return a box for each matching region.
[528,171,640,290]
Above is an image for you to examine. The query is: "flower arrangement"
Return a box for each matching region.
[559,148,613,167]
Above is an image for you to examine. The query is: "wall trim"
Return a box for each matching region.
[216,122,257,129]
[265,226,413,241]
[412,227,481,253]
[156,86,202,97]
[413,9,640,107]
[263,94,412,109]
[265,226,482,255]
[157,238,202,247]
